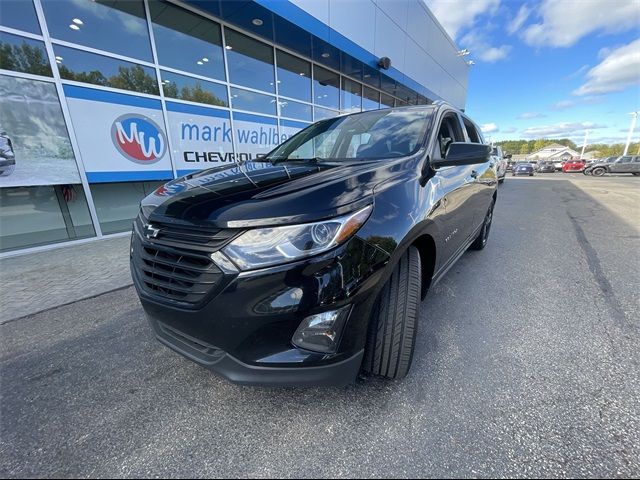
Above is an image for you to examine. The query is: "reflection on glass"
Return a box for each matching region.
[225,29,275,93]
[276,49,311,102]
[341,78,362,114]
[0,0,41,34]
[0,75,80,185]
[313,65,339,110]
[149,0,225,81]
[0,185,95,252]
[230,87,276,116]
[314,106,339,121]
[0,32,52,76]
[161,71,228,107]
[41,0,152,60]
[380,93,395,108]
[362,86,380,111]
[278,99,312,121]
[90,181,162,234]
[55,45,159,95]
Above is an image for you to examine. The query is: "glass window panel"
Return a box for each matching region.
[90,181,162,234]
[0,32,52,76]
[312,65,339,110]
[0,75,82,186]
[275,49,311,102]
[341,78,362,114]
[380,93,395,108]
[55,45,159,95]
[41,0,152,61]
[160,71,228,107]
[149,0,225,81]
[362,86,380,111]
[313,106,338,121]
[278,99,312,121]
[0,185,95,252]
[230,87,276,115]
[362,64,380,89]
[0,0,41,34]
[225,29,274,93]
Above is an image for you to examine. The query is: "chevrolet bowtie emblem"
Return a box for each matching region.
[144,224,160,239]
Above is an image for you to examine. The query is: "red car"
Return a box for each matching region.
[562,158,586,173]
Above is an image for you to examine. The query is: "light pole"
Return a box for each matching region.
[580,130,589,159]
[623,112,638,156]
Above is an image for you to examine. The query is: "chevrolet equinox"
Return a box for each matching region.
[131,104,497,386]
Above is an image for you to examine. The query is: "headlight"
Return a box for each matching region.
[222,204,372,270]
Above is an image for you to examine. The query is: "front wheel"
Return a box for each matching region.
[498,177,504,184]
[470,199,495,250]
[363,246,421,380]
[592,167,606,177]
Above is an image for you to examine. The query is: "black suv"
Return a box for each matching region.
[131,105,497,387]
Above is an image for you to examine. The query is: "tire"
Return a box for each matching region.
[0,164,15,176]
[363,246,421,380]
[498,177,504,184]
[633,173,640,176]
[592,167,606,177]
[470,198,495,250]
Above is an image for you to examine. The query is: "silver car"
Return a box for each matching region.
[0,131,16,177]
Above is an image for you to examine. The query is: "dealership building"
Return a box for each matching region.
[0,0,468,254]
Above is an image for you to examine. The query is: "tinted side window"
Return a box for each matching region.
[435,113,464,158]
[463,117,481,143]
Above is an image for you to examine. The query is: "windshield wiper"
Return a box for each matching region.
[271,156,326,165]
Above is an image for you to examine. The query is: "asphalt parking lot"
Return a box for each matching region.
[1,174,639,478]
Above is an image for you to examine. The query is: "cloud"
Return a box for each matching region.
[481,123,499,133]
[573,39,640,96]
[518,112,546,119]
[503,127,518,133]
[551,100,575,110]
[522,0,639,48]
[460,30,512,63]
[425,0,500,40]
[507,4,530,35]
[564,64,590,80]
[521,122,606,138]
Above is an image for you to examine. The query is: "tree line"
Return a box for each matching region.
[495,138,640,157]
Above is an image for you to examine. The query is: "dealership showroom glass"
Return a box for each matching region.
[0,0,468,253]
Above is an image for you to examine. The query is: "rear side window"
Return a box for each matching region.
[463,117,481,143]
[435,113,464,157]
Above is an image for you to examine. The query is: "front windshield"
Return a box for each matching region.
[265,108,434,162]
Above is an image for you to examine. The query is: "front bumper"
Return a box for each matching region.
[131,224,390,386]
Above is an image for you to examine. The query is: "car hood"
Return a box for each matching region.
[142,159,401,228]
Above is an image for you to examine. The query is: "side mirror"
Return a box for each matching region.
[431,142,491,168]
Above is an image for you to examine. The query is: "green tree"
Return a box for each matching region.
[0,41,52,76]
[108,65,158,95]
[519,143,529,155]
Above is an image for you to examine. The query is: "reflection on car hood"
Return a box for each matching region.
[141,159,400,228]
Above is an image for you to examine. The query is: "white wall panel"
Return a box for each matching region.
[374,9,406,73]
[328,0,376,54]
[375,0,409,30]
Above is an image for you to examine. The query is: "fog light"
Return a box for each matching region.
[292,306,351,354]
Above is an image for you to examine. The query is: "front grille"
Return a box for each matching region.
[133,237,224,305]
[135,213,239,251]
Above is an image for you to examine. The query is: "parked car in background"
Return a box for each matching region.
[491,145,507,184]
[583,156,619,175]
[130,104,498,386]
[0,131,16,177]
[512,162,535,176]
[562,158,586,173]
[538,161,556,173]
[588,155,640,176]
[553,160,565,171]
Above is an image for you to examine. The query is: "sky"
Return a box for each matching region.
[425,0,640,146]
